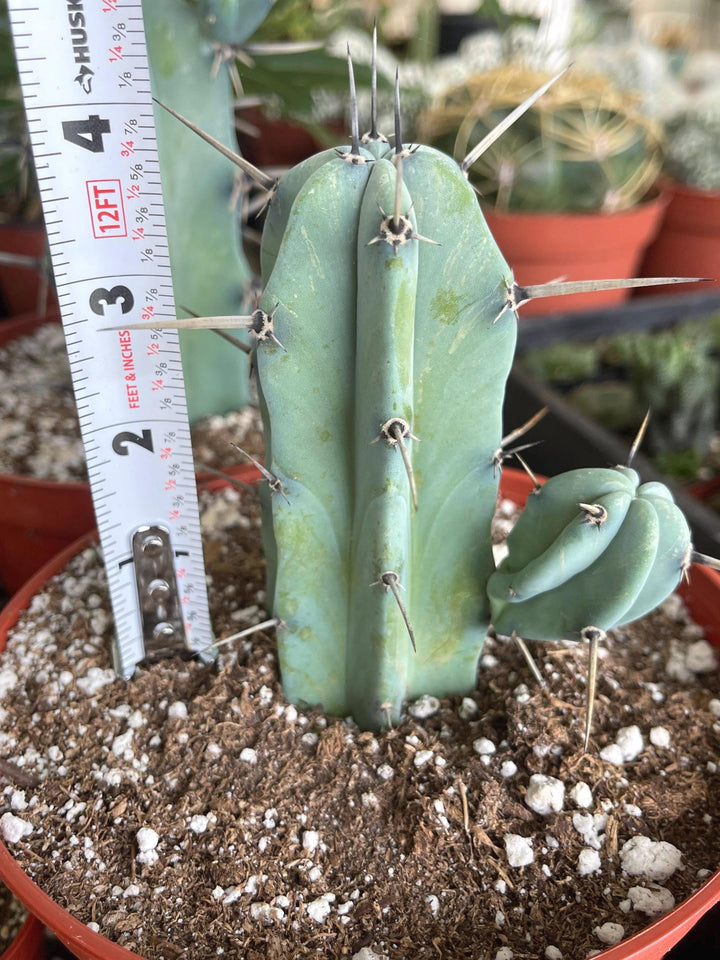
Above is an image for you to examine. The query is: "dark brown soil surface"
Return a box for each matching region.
[0,487,718,960]
[0,322,264,481]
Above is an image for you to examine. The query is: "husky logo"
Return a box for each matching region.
[75,64,94,94]
[67,1,94,95]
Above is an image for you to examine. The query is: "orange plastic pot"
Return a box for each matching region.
[0,467,719,960]
[639,181,720,295]
[2,912,46,960]
[484,194,669,318]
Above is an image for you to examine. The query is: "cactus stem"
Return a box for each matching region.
[579,502,608,528]
[381,702,395,730]
[512,452,542,492]
[460,64,571,177]
[581,626,604,753]
[512,632,546,689]
[153,97,278,193]
[372,572,417,652]
[230,443,290,503]
[627,409,651,466]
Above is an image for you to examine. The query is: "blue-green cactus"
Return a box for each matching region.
[256,123,515,730]
[487,466,692,642]
[143,0,272,422]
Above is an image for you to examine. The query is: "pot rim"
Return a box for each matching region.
[0,466,718,960]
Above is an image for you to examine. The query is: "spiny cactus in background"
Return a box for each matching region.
[664,104,720,191]
[120,40,710,736]
[418,64,663,213]
[143,0,273,422]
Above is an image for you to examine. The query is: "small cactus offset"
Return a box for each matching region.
[487,465,692,643]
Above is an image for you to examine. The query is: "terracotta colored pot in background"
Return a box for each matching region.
[0,468,719,960]
[2,912,46,960]
[639,181,720,295]
[0,313,95,594]
[484,194,669,318]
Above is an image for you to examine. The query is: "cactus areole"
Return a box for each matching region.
[255,132,516,730]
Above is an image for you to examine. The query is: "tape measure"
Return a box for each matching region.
[7,0,213,677]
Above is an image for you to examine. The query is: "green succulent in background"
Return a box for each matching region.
[418,64,664,213]
[617,323,720,465]
[520,340,600,385]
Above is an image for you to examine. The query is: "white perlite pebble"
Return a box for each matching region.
[414,750,434,768]
[545,948,562,960]
[189,815,209,834]
[709,698,720,718]
[649,726,671,749]
[0,669,18,698]
[495,949,514,960]
[620,836,683,882]
[594,922,624,946]
[473,737,496,756]
[525,774,565,815]
[76,666,116,697]
[569,782,593,809]
[599,744,625,765]
[408,695,439,719]
[500,761,517,779]
[239,748,258,764]
[352,949,387,960]
[306,893,335,923]
[577,848,602,876]
[615,725,644,761]
[167,701,188,719]
[504,833,534,868]
[302,830,320,854]
[136,827,160,866]
[0,812,32,843]
[377,764,394,780]
[628,885,675,916]
[459,697,478,719]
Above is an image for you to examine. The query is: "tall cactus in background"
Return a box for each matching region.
[143,0,273,421]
